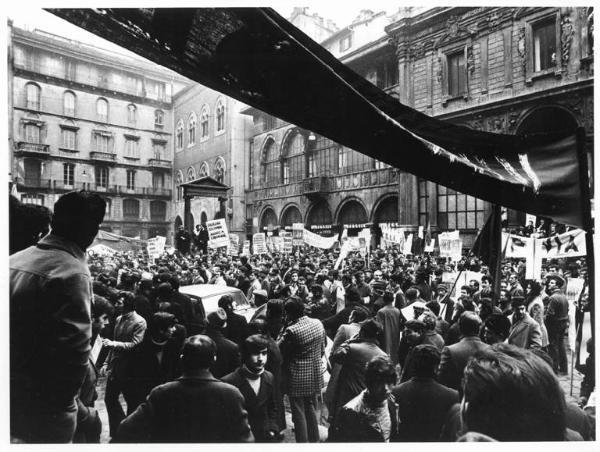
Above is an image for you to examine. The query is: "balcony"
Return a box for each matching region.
[15,177,52,189]
[15,142,50,157]
[90,184,119,194]
[147,158,172,170]
[90,151,117,164]
[302,176,331,198]
[117,186,172,198]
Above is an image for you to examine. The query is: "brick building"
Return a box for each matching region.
[8,24,190,240]
[243,7,593,247]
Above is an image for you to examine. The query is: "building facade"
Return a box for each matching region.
[172,84,252,237]
[243,6,594,247]
[8,24,190,240]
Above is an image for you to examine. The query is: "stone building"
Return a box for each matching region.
[8,24,190,240]
[243,7,594,247]
[172,84,252,237]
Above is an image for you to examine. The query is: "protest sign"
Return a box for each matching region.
[206,219,229,249]
[228,234,239,256]
[242,240,251,256]
[403,233,413,255]
[424,235,435,253]
[536,229,586,258]
[439,231,462,260]
[146,235,166,262]
[292,223,304,246]
[283,235,293,253]
[253,233,268,254]
[503,233,532,259]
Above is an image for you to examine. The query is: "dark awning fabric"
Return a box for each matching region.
[48,8,586,227]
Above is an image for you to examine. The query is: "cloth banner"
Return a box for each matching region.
[88,244,117,256]
[536,229,587,258]
[503,233,533,259]
[252,233,268,254]
[206,219,229,249]
[228,234,239,256]
[303,228,338,249]
[380,225,405,249]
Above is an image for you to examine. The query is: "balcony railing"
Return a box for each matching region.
[147,158,172,169]
[15,142,50,157]
[117,186,172,197]
[90,151,116,163]
[302,176,331,195]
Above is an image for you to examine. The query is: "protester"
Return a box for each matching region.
[507,296,542,349]
[204,308,241,378]
[278,297,326,443]
[392,344,459,441]
[545,274,570,374]
[10,191,105,443]
[223,334,281,442]
[376,291,404,364]
[329,356,398,442]
[115,335,254,442]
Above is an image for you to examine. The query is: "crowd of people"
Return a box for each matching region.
[9,191,596,443]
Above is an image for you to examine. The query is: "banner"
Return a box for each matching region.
[146,235,166,262]
[503,233,531,259]
[424,235,435,253]
[242,240,251,256]
[303,228,338,249]
[292,223,304,246]
[536,229,587,258]
[380,225,405,249]
[439,231,462,260]
[565,278,585,303]
[403,234,413,255]
[334,240,351,270]
[228,234,239,256]
[88,244,116,256]
[252,233,268,254]
[206,219,229,249]
[282,235,293,254]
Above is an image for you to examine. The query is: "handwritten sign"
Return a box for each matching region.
[206,219,229,249]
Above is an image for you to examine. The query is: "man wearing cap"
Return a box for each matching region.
[10,191,106,442]
[508,296,542,350]
[205,308,241,378]
[545,275,570,374]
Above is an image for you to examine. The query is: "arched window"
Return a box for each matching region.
[187,166,196,181]
[216,100,225,132]
[26,83,41,110]
[282,132,305,184]
[96,98,108,122]
[214,158,225,183]
[122,198,140,220]
[175,170,184,201]
[199,162,209,177]
[176,119,184,150]
[261,139,280,187]
[127,104,137,124]
[188,112,197,145]
[63,91,76,116]
[200,106,209,139]
[154,109,164,128]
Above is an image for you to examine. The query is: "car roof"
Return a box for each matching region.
[179,284,243,298]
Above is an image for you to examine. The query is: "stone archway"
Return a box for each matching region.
[259,207,278,234]
[280,204,302,231]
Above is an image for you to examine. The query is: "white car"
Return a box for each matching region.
[179,284,256,323]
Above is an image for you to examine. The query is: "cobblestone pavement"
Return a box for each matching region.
[96,349,586,443]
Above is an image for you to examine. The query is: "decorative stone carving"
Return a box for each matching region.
[488,115,505,132]
[436,56,443,83]
[467,45,475,74]
[507,110,521,131]
[560,14,574,69]
[517,27,527,75]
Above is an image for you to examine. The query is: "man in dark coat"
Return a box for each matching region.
[437,312,490,390]
[219,294,248,347]
[545,275,570,374]
[222,335,280,442]
[392,344,459,441]
[204,308,241,378]
[10,191,106,442]
[121,312,182,413]
[507,296,542,350]
[175,225,191,255]
[115,335,253,442]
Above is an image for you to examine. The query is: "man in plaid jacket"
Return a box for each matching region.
[279,297,326,442]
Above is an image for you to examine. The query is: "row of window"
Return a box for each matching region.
[250,134,389,188]
[175,101,226,149]
[24,83,165,127]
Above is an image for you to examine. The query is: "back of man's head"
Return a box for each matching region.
[284,297,305,320]
[458,311,482,336]
[406,288,419,301]
[148,311,176,340]
[462,343,566,441]
[411,344,441,378]
[218,294,234,312]
[182,335,217,372]
[51,191,106,247]
[359,319,383,340]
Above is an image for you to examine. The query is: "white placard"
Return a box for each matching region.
[206,219,229,249]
